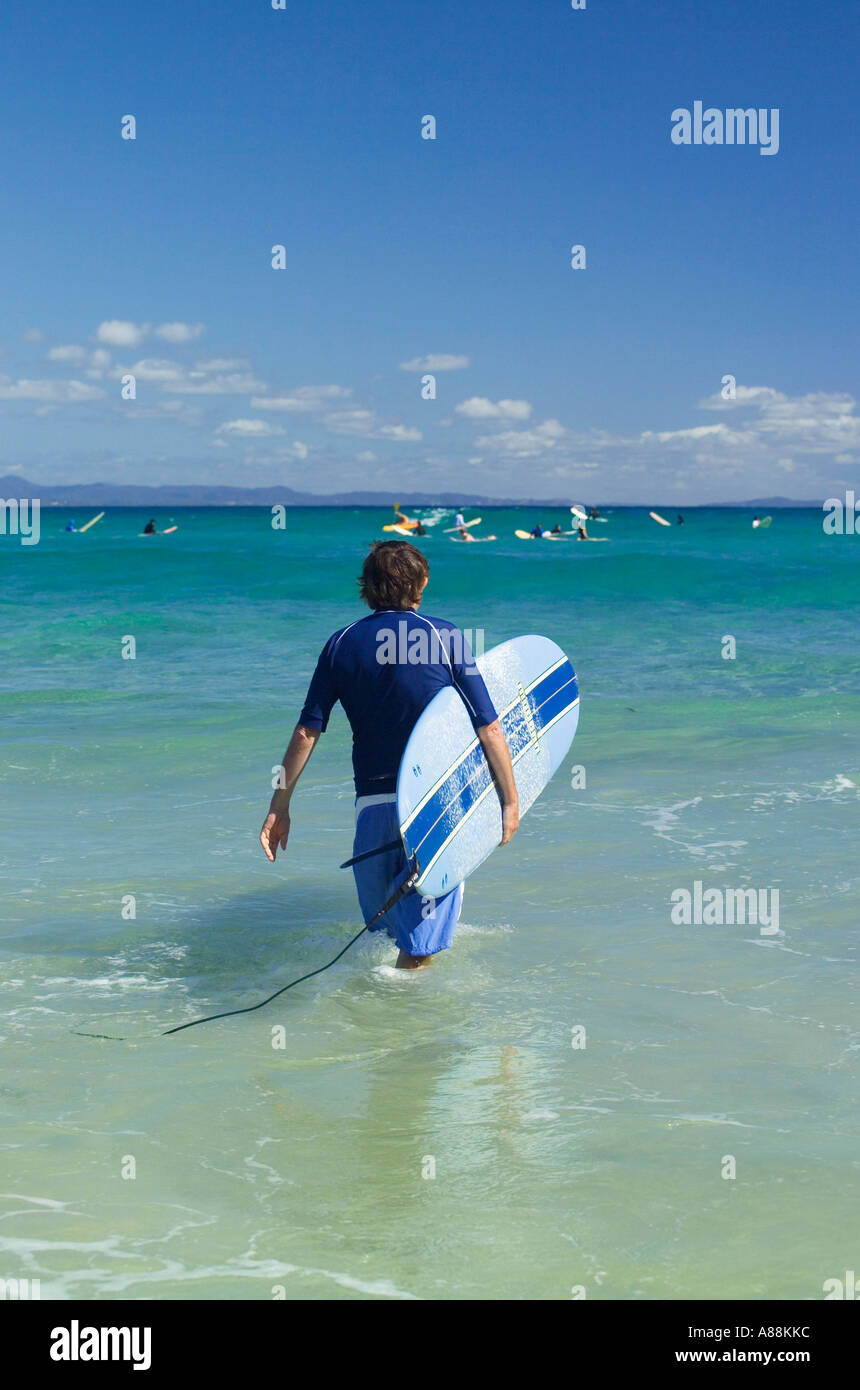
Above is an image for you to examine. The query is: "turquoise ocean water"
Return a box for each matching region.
[1,505,857,1300]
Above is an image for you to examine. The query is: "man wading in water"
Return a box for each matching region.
[260,541,519,968]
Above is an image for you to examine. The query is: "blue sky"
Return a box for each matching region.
[1,0,856,501]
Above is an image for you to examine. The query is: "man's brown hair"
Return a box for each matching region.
[359,540,429,610]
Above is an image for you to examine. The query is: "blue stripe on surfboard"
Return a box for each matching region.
[400,657,577,840]
[401,659,575,850]
[407,690,580,875]
[402,661,579,869]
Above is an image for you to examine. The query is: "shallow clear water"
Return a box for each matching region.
[1,506,857,1299]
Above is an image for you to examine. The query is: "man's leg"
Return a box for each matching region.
[392,882,464,967]
[351,802,463,967]
[395,950,432,970]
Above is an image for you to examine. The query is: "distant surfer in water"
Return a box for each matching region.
[413,520,427,536]
[260,541,519,969]
[576,524,589,540]
[677,513,685,526]
[65,519,77,532]
[550,524,563,535]
[530,523,544,538]
[454,511,472,540]
[143,519,157,535]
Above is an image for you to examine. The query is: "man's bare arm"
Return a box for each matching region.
[477,719,519,844]
[259,723,320,862]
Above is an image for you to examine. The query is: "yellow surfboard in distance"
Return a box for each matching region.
[78,512,105,532]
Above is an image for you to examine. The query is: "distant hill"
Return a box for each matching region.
[0,475,824,508]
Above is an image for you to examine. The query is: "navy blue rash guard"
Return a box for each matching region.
[298,609,498,796]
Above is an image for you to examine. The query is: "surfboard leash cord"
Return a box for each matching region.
[71,855,422,1041]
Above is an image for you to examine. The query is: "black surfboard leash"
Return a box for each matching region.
[70,855,421,1042]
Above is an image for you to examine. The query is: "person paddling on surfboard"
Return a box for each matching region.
[143,519,157,535]
[259,541,519,970]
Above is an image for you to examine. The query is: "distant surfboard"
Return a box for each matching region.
[397,635,579,897]
[78,512,105,533]
[752,516,772,529]
[649,511,671,526]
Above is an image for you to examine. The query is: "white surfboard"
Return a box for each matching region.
[443,517,482,532]
[649,510,671,526]
[397,635,579,897]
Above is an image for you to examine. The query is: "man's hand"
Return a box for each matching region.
[500,801,519,845]
[260,725,321,864]
[476,719,519,846]
[260,809,290,862]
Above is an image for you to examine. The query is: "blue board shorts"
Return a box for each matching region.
[352,796,463,956]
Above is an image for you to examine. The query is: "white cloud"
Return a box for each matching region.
[399,353,470,373]
[455,396,532,422]
[48,345,88,363]
[167,372,266,395]
[251,385,353,412]
[322,409,422,441]
[97,320,148,347]
[643,423,744,444]
[124,358,266,394]
[49,345,113,371]
[22,328,45,342]
[0,374,105,402]
[648,389,860,458]
[215,418,285,438]
[475,419,565,458]
[324,409,376,435]
[155,322,205,343]
[377,424,422,441]
[357,450,377,463]
[699,385,786,410]
[127,358,186,383]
